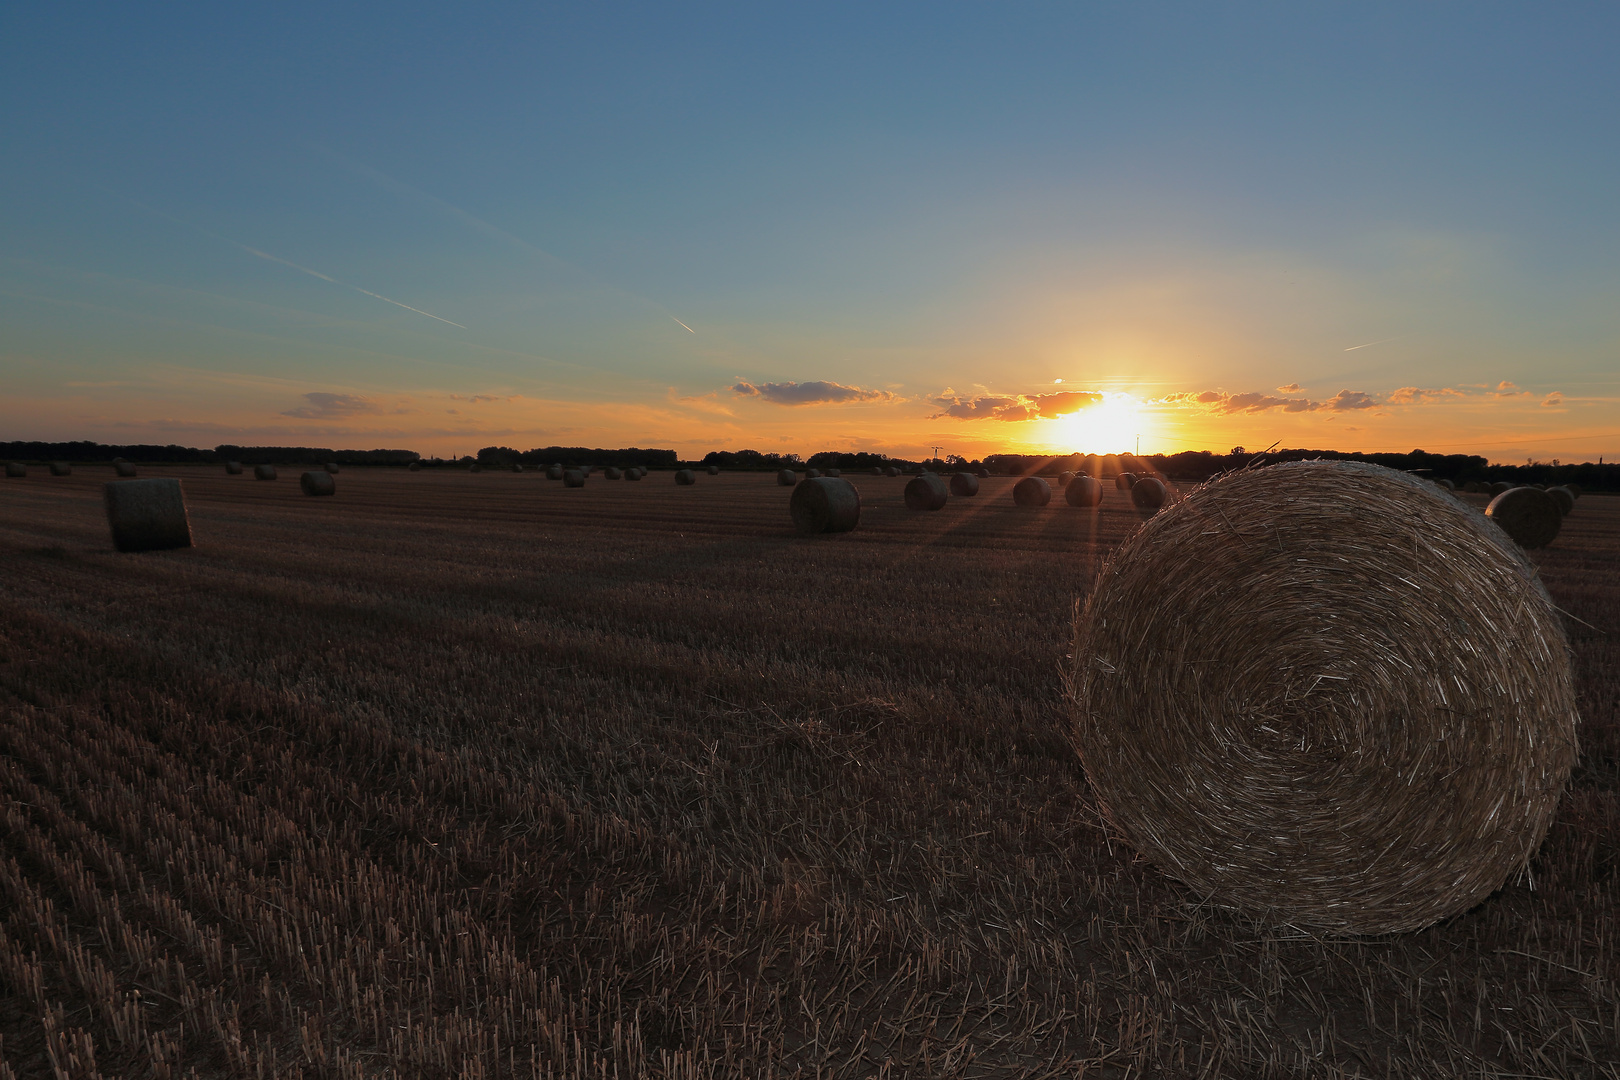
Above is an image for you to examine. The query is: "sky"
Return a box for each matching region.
[2,3,1618,463]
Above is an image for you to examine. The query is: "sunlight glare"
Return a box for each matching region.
[1051,392,1143,455]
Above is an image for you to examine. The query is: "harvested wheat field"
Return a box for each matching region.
[1,467,1617,1079]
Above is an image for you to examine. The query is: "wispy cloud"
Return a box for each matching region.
[282,392,385,419]
[731,380,899,406]
[1542,392,1564,407]
[1276,383,1302,393]
[1163,388,1378,414]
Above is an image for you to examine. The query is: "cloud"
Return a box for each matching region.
[1386,386,1465,405]
[448,393,511,404]
[1542,392,1564,407]
[1276,383,1302,393]
[1322,389,1379,411]
[1494,380,1531,397]
[281,392,384,419]
[1164,388,1377,414]
[731,380,898,405]
[928,388,1104,422]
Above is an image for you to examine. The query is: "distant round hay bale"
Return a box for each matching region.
[563,469,586,487]
[1131,476,1168,512]
[300,471,336,496]
[1058,470,1075,487]
[469,463,482,473]
[825,467,841,477]
[1065,474,1103,507]
[806,468,822,478]
[546,464,565,480]
[253,464,277,481]
[1566,483,1581,498]
[885,466,901,477]
[1436,477,1455,491]
[325,462,341,474]
[707,465,720,475]
[950,472,979,496]
[791,477,861,534]
[50,461,72,476]
[1547,486,1575,517]
[1462,480,1481,493]
[227,461,245,474]
[1067,460,1577,934]
[674,469,697,485]
[1013,476,1052,507]
[974,466,990,479]
[1489,481,1512,496]
[112,457,127,464]
[776,469,797,486]
[625,467,643,481]
[114,462,138,477]
[904,472,948,511]
[510,463,524,473]
[1115,472,1136,490]
[1487,486,1561,549]
[408,461,421,472]
[871,466,884,475]
[5,462,27,478]
[104,478,193,553]
[604,466,623,479]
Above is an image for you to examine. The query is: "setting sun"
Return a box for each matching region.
[1049,392,1144,455]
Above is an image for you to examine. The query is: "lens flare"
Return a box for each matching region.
[1051,392,1142,454]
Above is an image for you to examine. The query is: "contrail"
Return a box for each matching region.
[237,246,467,328]
[672,317,695,333]
[1345,336,1400,352]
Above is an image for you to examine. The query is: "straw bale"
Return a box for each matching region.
[325,462,341,474]
[707,465,721,475]
[547,465,565,480]
[790,477,861,534]
[1115,472,1136,490]
[975,467,990,478]
[1489,481,1512,496]
[885,466,901,477]
[1486,486,1561,549]
[300,471,336,496]
[950,472,979,496]
[1058,470,1075,487]
[806,468,822,478]
[625,467,643,481]
[871,466,884,475]
[115,462,138,477]
[511,463,524,473]
[563,469,586,487]
[904,472,948,511]
[1547,486,1575,517]
[1067,460,1577,934]
[470,463,482,473]
[1130,476,1168,512]
[50,461,72,476]
[1463,481,1481,493]
[227,461,245,474]
[604,466,623,479]
[1436,478,1455,491]
[1065,474,1102,507]
[254,465,277,481]
[825,467,840,477]
[1012,476,1051,507]
[675,469,697,485]
[104,478,193,553]
[5,462,26,478]
[777,469,797,486]
[408,462,421,472]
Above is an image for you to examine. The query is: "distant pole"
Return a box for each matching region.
[1135,434,1140,456]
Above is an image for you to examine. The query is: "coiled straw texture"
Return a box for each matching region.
[1066,460,1577,934]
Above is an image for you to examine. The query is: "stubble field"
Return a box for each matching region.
[1,467,1617,1079]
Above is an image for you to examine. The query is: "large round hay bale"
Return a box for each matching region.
[885,466,901,477]
[806,468,822,479]
[300,471,336,496]
[1130,476,1168,511]
[776,469,797,486]
[49,461,72,476]
[563,469,586,487]
[1065,474,1103,507]
[1012,476,1051,507]
[325,462,341,474]
[1547,486,1575,517]
[974,466,990,479]
[1115,472,1136,490]
[904,472,948,511]
[707,465,720,475]
[408,461,421,472]
[5,462,26,478]
[104,478,193,553]
[604,466,623,480]
[791,477,861,534]
[1486,486,1561,548]
[546,464,565,480]
[254,464,277,481]
[1058,470,1075,487]
[675,469,697,485]
[950,472,979,496]
[227,461,245,475]
[114,462,138,477]
[825,467,840,478]
[1067,460,1577,934]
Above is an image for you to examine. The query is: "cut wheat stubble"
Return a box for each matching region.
[1066,460,1578,934]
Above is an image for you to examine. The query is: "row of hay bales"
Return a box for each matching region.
[899,470,1170,513]
[1482,482,1580,549]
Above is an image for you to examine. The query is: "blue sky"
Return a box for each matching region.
[3,2,1617,459]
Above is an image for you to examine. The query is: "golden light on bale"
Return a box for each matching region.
[904,472,948,511]
[563,469,586,487]
[1115,471,1136,490]
[950,472,979,496]
[50,461,72,476]
[707,465,721,475]
[790,476,861,534]
[674,469,697,485]
[1486,486,1562,549]
[547,464,565,480]
[114,462,138,477]
[1012,476,1051,507]
[227,461,245,474]
[776,469,797,486]
[1130,476,1169,512]
[5,462,27,478]
[104,478,193,553]
[325,462,341,474]
[604,466,623,479]
[1065,474,1102,507]
[254,464,277,481]
[300,471,336,496]
[1066,461,1578,934]
[1547,486,1575,517]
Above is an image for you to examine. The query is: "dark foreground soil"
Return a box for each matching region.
[2,467,1616,1079]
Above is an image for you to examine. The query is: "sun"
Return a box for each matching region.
[1050,392,1143,455]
